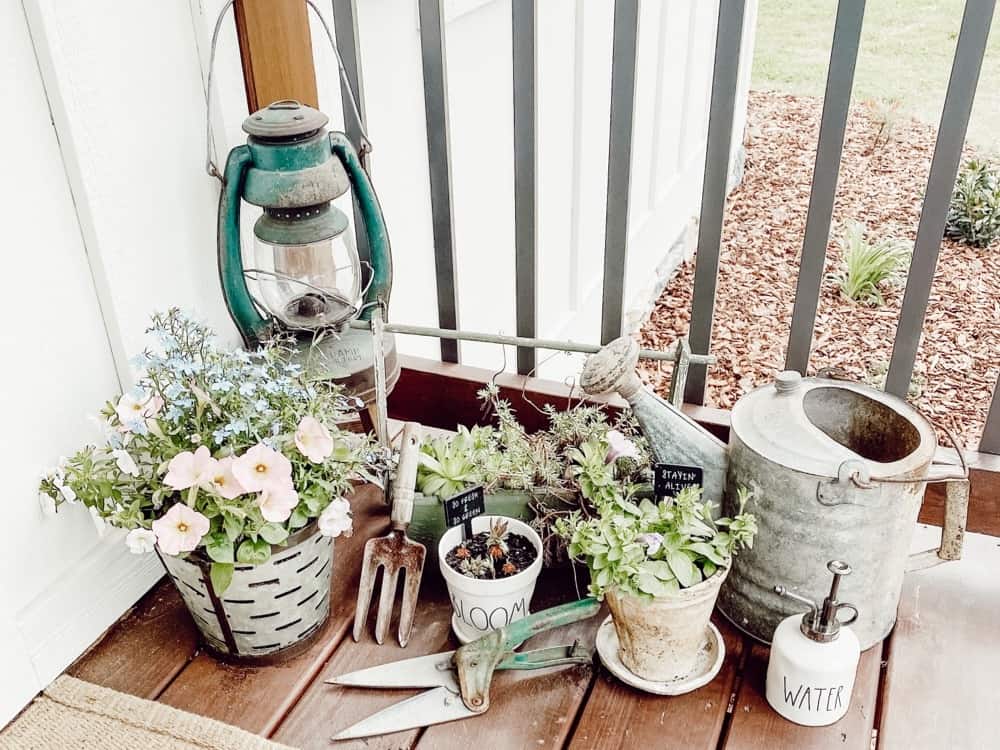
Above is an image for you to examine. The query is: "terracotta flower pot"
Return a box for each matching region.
[158,522,334,663]
[606,566,728,682]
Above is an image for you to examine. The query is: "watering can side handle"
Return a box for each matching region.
[906,477,970,572]
[907,419,969,571]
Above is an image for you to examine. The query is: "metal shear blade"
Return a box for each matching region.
[331,685,474,741]
[327,598,601,741]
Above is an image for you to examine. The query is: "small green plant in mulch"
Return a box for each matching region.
[946,159,1000,249]
[832,221,910,306]
[863,358,925,400]
[864,97,902,152]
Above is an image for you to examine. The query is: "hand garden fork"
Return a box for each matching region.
[353,421,425,646]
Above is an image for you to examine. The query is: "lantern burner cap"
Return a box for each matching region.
[243,100,329,139]
[283,291,356,330]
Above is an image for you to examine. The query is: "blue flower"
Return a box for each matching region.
[129,353,149,370]
[254,399,270,412]
[125,419,148,435]
[164,406,184,422]
[210,380,234,393]
[212,427,229,444]
[225,419,247,434]
[164,383,185,399]
[239,382,256,396]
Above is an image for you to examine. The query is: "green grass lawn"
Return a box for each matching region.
[752,0,1000,154]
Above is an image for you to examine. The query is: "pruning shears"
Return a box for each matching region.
[327,597,601,740]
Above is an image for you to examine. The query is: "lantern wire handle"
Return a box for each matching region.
[204,0,372,181]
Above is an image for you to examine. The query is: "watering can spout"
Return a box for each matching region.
[581,337,729,511]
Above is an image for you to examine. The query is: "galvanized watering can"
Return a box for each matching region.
[581,337,970,650]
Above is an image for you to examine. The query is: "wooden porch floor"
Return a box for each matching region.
[68,483,999,750]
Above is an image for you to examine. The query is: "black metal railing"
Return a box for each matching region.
[332,0,1000,454]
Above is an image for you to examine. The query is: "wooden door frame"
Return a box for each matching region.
[233,0,319,111]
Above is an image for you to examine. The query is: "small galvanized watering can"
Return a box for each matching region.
[581,337,969,650]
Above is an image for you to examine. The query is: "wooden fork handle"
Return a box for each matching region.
[391,422,422,527]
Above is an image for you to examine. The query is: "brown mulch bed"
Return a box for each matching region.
[638,90,1000,449]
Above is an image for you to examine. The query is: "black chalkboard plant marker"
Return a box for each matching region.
[437,514,545,644]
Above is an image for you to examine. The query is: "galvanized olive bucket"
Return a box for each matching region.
[717,372,969,650]
[158,522,334,662]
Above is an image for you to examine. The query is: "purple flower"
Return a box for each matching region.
[637,532,663,555]
[605,430,640,464]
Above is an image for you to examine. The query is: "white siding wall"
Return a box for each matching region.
[0,0,754,724]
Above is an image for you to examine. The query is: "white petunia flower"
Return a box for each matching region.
[113,449,140,477]
[59,483,77,504]
[318,497,352,538]
[125,528,157,554]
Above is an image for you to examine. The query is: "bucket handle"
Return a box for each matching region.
[817,415,970,571]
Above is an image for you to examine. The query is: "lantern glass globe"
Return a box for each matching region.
[251,229,362,331]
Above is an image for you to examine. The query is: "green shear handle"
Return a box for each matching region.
[453,597,601,713]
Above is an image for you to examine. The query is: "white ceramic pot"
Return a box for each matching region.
[438,516,543,643]
[606,566,728,682]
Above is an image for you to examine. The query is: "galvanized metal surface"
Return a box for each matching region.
[512,0,538,375]
[580,337,729,511]
[159,524,335,661]
[785,0,866,374]
[885,0,996,397]
[347,319,714,365]
[718,374,967,649]
[684,0,747,405]
[600,0,639,346]
[418,0,461,363]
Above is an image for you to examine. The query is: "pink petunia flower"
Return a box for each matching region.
[233,443,293,493]
[164,446,217,490]
[152,504,210,555]
[201,456,245,500]
[257,482,299,523]
[294,416,334,463]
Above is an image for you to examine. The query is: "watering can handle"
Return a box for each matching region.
[820,417,970,571]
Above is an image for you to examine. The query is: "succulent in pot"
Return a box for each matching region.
[557,486,756,683]
[38,310,386,661]
[439,516,543,643]
[409,385,652,567]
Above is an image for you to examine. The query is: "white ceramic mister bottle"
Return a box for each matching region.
[766,560,861,726]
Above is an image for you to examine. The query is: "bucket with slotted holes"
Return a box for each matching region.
[158,522,334,662]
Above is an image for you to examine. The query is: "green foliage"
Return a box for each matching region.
[416,426,493,499]
[832,221,910,305]
[864,97,902,152]
[458,555,495,580]
[946,159,1000,248]
[556,486,757,600]
[38,309,386,568]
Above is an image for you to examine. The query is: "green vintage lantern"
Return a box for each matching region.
[217,99,399,402]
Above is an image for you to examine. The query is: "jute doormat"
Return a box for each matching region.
[0,675,297,750]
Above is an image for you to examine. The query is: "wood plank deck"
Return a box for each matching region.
[67,475,998,750]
